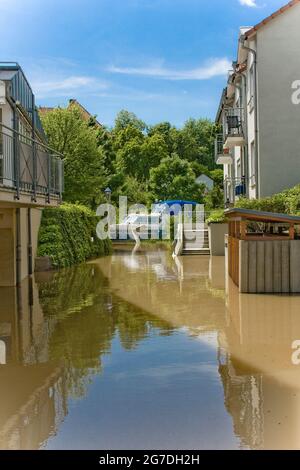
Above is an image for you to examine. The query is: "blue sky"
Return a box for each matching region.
[0,0,288,127]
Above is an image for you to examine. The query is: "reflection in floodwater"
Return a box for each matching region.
[1,248,300,449]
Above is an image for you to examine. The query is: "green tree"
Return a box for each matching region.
[209,169,224,187]
[41,107,107,208]
[148,122,174,154]
[119,176,151,205]
[149,154,204,202]
[115,136,143,179]
[114,109,147,133]
[181,118,217,169]
[140,134,169,179]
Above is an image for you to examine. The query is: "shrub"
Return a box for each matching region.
[206,209,227,224]
[37,203,112,268]
[235,184,300,215]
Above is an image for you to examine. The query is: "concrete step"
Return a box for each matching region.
[184,238,209,242]
[182,247,210,253]
[182,249,210,256]
[183,242,209,248]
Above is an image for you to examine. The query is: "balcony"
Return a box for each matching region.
[0,62,46,140]
[215,134,233,165]
[224,177,247,204]
[223,107,246,149]
[0,123,63,205]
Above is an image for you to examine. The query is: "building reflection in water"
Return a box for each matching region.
[0,263,173,450]
[0,278,66,450]
[220,276,300,450]
[1,249,300,449]
[97,250,300,450]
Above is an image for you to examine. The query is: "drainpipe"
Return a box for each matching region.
[241,72,250,197]
[239,35,259,199]
[16,208,21,285]
[27,208,33,276]
[227,75,241,203]
[232,71,250,198]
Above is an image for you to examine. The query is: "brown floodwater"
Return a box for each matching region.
[1,247,300,450]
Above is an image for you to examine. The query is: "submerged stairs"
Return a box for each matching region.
[181,227,210,255]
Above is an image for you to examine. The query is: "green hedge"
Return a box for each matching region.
[205,184,300,223]
[37,203,112,268]
[235,184,300,215]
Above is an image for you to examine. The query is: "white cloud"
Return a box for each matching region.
[239,0,257,7]
[107,57,231,81]
[32,76,108,98]
[19,57,109,99]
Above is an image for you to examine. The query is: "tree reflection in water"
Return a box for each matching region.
[38,264,175,399]
[2,251,300,449]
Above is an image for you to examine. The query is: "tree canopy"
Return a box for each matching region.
[41,107,223,209]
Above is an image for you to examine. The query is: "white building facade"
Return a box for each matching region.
[216,0,300,205]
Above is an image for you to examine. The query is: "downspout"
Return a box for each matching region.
[239,34,259,199]
[233,71,250,198]
[16,208,21,285]
[227,74,240,203]
[241,72,249,197]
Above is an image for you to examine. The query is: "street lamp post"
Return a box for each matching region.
[104,187,112,203]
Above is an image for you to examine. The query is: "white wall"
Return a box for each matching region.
[244,40,257,199]
[256,4,300,197]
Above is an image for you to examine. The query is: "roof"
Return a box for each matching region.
[225,208,300,224]
[39,107,54,115]
[0,62,46,140]
[244,0,300,39]
[69,99,102,128]
[196,174,213,181]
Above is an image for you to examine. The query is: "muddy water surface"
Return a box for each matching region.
[1,248,300,449]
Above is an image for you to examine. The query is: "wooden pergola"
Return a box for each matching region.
[226,208,300,241]
[225,208,300,288]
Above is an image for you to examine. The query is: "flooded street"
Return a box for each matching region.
[1,248,300,450]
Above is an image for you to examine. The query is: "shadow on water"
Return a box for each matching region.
[1,249,300,449]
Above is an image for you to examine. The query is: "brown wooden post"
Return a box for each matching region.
[289,224,295,240]
[240,220,247,240]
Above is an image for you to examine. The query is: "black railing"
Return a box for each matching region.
[223,107,245,138]
[0,123,63,201]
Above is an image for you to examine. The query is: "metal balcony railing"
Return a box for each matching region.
[214,133,233,165]
[224,177,247,204]
[215,134,224,159]
[0,123,63,201]
[223,107,245,138]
